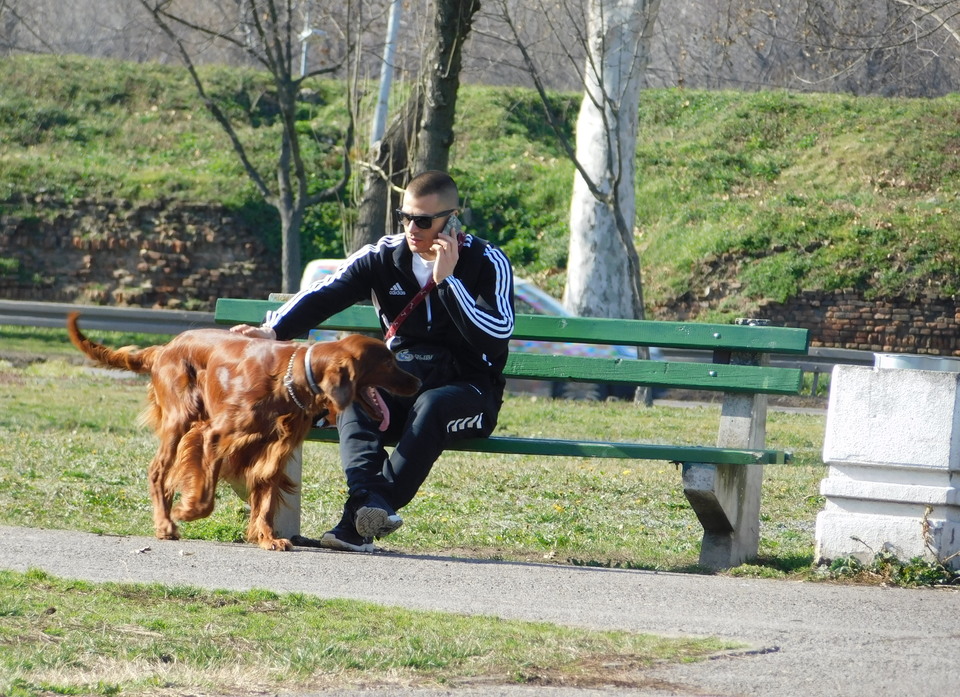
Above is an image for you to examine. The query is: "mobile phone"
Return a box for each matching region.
[441,214,465,246]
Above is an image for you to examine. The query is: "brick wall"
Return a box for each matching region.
[760,290,960,356]
[3,200,958,355]
[0,198,280,310]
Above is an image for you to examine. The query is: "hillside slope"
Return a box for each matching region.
[2,54,959,322]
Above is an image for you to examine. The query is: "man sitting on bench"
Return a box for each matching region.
[230,170,515,551]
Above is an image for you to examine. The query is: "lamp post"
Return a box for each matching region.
[299,9,326,78]
[370,0,402,144]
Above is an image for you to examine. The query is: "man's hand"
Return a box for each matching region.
[229,324,276,340]
[431,230,460,284]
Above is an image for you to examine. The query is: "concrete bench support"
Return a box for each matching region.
[683,351,767,568]
[816,364,960,570]
[274,447,303,539]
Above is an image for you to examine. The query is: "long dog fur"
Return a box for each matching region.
[67,312,419,550]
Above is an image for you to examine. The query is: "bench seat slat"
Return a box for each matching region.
[307,428,789,465]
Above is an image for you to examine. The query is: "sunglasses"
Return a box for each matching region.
[395,208,456,229]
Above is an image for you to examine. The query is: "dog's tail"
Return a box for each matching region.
[67,312,155,374]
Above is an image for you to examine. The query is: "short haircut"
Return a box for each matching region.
[406,170,459,207]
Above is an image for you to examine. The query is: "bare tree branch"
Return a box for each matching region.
[494,1,607,206]
[0,0,58,54]
[139,0,354,291]
[141,0,274,203]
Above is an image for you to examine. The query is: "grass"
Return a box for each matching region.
[0,569,735,696]
[0,325,827,573]
[0,327,757,694]
[4,55,960,316]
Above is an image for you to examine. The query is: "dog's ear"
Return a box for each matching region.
[319,358,355,410]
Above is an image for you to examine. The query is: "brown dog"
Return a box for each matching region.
[67,313,420,550]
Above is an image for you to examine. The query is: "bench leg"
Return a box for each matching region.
[682,386,767,569]
[682,462,763,569]
[272,445,303,539]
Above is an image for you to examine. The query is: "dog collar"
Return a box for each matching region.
[304,343,322,396]
[284,344,326,413]
[283,347,309,410]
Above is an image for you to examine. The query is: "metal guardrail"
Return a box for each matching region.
[657,345,874,371]
[0,300,218,335]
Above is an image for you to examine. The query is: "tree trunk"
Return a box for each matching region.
[279,207,303,293]
[349,91,424,253]
[411,0,480,174]
[565,0,661,321]
[351,0,478,249]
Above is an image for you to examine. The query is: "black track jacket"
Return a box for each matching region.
[263,233,515,389]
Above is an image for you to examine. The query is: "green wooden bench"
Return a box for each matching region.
[215,297,810,569]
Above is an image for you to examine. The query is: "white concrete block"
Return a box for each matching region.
[822,365,960,471]
[825,463,959,488]
[820,477,960,508]
[815,510,960,569]
[818,364,960,569]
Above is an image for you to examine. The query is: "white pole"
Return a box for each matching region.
[300,8,310,77]
[370,0,402,144]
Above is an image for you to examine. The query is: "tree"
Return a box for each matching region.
[350,0,481,253]
[564,0,661,322]
[494,0,662,321]
[349,93,423,253]
[650,0,960,96]
[139,0,354,292]
[0,0,55,55]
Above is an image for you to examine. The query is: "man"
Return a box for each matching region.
[231,171,515,551]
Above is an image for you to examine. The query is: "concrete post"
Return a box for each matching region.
[683,349,767,569]
[816,364,960,569]
[273,446,303,539]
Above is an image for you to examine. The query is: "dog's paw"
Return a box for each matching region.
[258,537,293,551]
[155,522,180,540]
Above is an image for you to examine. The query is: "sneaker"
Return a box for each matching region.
[318,523,374,553]
[290,534,324,548]
[354,491,403,539]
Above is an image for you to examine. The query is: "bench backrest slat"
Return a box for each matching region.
[214,298,810,355]
[215,299,382,332]
[509,314,809,354]
[505,353,803,394]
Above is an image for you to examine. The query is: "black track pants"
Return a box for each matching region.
[335,381,501,510]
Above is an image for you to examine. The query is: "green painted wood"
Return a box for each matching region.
[217,296,799,467]
[509,314,809,354]
[215,299,381,332]
[504,353,803,394]
[214,298,805,393]
[214,298,809,354]
[307,428,790,464]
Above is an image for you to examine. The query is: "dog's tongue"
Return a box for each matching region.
[370,387,389,431]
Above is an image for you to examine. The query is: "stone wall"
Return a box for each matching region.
[760,290,960,356]
[0,198,280,310]
[3,199,958,355]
